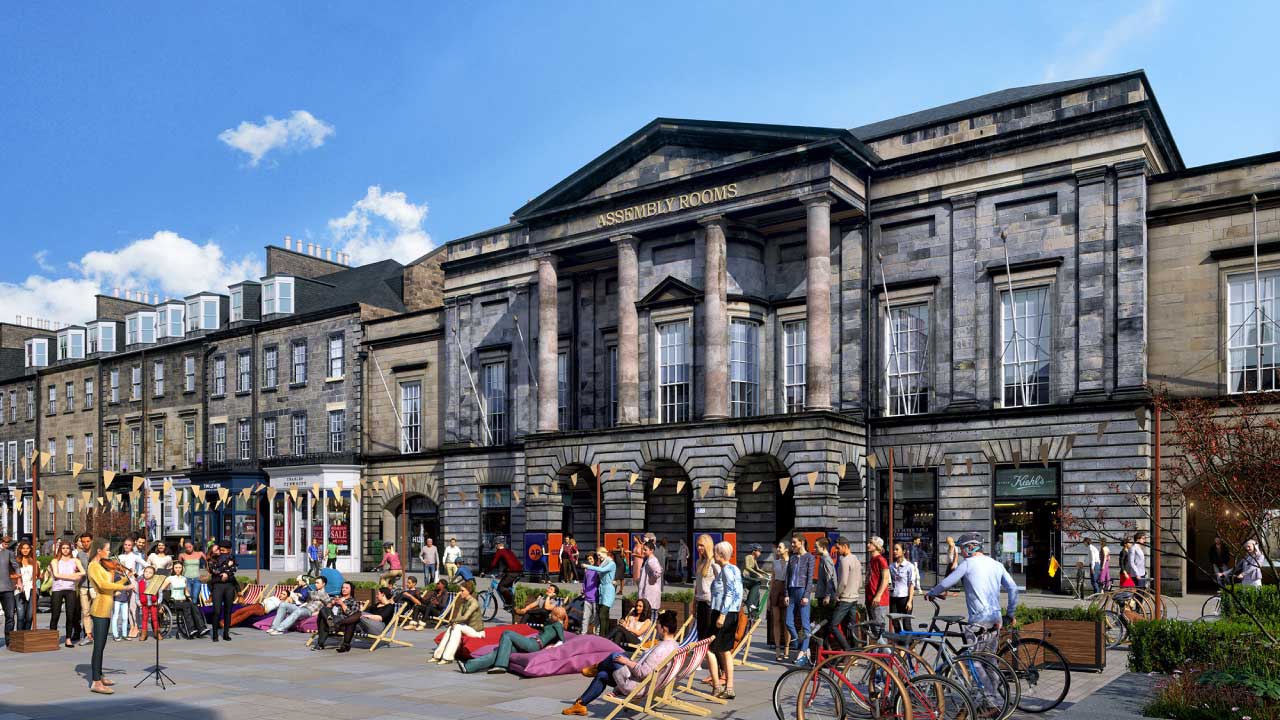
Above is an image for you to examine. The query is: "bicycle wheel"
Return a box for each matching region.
[157,604,174,638]
[1001,637,1071,713]
[1201,594,1221,619]
[1103,610,1128,649]
[970,651,1021,720]
[776,666,845,720]
[940,654,1012,720]
[479,591,499,622]
[907,673,976,720]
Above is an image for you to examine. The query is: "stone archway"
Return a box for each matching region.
[641,458,694,581]
[731,453,796,553]
[555,463,600,551]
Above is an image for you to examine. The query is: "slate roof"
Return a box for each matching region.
[850,71,1141,141]
[311,259,407,314]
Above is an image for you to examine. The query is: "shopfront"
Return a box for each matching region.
[189,470,266,569]
[143,474,193,543]
[478,485,511,570]
[263,464,362,574]
[992,465,1061,592]
[878,469,938,582]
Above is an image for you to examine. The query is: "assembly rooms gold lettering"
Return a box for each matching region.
[596,183,738,228]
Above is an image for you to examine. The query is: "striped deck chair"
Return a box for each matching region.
[630,612,692,660]
[367,601,415,652]
[666,637,726,711]
[271,585,293,602]
[429,592,457,629]
[197,582,212,607]
[602,639,694,720]
[237,583,267,606]
[730,592,770,671]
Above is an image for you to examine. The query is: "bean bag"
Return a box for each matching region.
[433,624,537,660]
[508,634,623,678]
[252,610,321,633]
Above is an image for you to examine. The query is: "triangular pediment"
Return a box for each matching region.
[514,118,868,220]
[637,276,702,308]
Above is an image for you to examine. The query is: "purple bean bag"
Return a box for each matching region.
[251,612,319,633]
[508,634,624,678]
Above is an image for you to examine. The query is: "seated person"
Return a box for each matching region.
[516,583,560,625]
[268,576,330,635]
[334,586,397,653]
[396,575,424,624]
[416,579,449,627]
[459,605,568,674]
[431,580,483,664]
[313,581,361,650]
[162,571,208,638]
[605,598,654,650]
[562,610,680,716]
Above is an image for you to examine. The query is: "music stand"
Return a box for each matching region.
[134,625,176,689]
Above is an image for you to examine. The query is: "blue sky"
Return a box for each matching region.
[1,1,1277,324]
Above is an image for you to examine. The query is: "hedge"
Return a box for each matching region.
[621,589,694,604]
[1014,605,1105,625]
[1219,585,1280,623]
[1128,619,1280,679]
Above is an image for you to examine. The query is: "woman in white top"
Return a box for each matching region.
[147,541,175,576]
[13,540,38,630]
[117,537,145,637]
[693,534,719,641]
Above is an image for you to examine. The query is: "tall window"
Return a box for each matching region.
[64,381,73,412]
[183,421,195,465]
[328,335,344,378]
[1000,286,1052,408]
[84,378,93,409]
[153,423,165,467]
[0,393,6,423]
[236,351,250,392]
[237,419,250,460]
[483,361,507,445]
[557,352,570,431]
[263,346,278,388]
[783,320,807,413]
[64,436,73,472]
[657,320,691,423]
[48,438,57,473]
[277,279,294,314]
[292,341,307,384]
[400,382,421,453]
[131,365,142,400]
[8,390,14,421]
[184,355,195,392]
[129,425,141,470]
[291,414,307,455]
[47,385,56,415]
[328,410,345,453]
[110,368,119,403]
[166,305,184,337]
[1227,269,1280,393]
[211,424,226,463]
[84,433,93,470]
[263,417,277,457]
[127,316,138,345]
[607,345,618,427]
[152,359,164,397]
[108,429,119,470]
[212,356,226,396]
[883,303,930,416]
[23,439,33,481]
[186,299,199,332]
[100,323,115,352]
[25,338,48,367]
[201,299,218,330]
[729,319,759,417]
[25,388,34,419]
[230,288,243,323]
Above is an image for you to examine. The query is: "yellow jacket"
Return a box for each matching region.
[88,561,129,618]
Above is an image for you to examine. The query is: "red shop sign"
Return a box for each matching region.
[330,524,348,545]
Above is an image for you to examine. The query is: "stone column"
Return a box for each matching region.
[803,194,834,411]
[700,215,729,420]
[613,235,640,425]
[536,254,559,433]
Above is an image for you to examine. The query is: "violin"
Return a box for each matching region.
[99,558,135,588]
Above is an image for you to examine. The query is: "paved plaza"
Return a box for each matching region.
[0,590,1187,720]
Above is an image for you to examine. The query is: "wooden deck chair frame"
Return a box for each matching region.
[654,638,719,717]
[601,639,692,720]
[670,638,727,708]
[630,612,692,661]
[430,592,457,629]
[367,602,416,652]
[237,583,267,606]
[730,592,769,671]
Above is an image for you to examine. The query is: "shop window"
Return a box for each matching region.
[992,465,1061,592]
[479,486,511,570]
[877,469,937,580]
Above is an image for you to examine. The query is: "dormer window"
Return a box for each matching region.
[24,338,48,368]
[157,304,184,339]
[230,288,243,322]
[262,277,294,316]
[88,322,116,354]
[184,295,221,331]
[57,329,85,360]
[126,312,156,345]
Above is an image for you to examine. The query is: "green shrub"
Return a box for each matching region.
[1128,619,1280,678]
[235,575,253,587]
[621,589,694,604]
[1220,585,1280,623]
[1145,665,1280,720]
[1014,605,1105,625]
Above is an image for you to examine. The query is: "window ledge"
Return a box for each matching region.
[183,390,196,396]
[210,394,226,401]
[261,386,277,394]
[289,382,307,390]
[235,390,252,398]
[324,376,344,384]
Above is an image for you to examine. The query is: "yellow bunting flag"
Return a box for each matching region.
[311,483,320,500]
[866,454,878,470]
[390,475,402,492]
[132,476,144,493]
[336,479,343,492]
[36,489,45,505]
[570,472,578,488]
[1039,442,1050,467]
[675,479,685,495]
[217,488,229,504]
[80,490,91,506]
[837,463,846,480]
[607,465,616,482]
[103,469,116,486]
[532,485,542,498]
[163,479,172,493]
[350,484,360,502]
[1096,420,1109,443]
[807,471,818,489]
[945,458,953,476]
[38,450,50,469]
[265,487,277,502]
[1048,556,1060,578]
[151,491,161,506]
[512,488,521,505]
[289,487,299,504]
[1063,433,1077,455]
[96,495,104,507]
[965,458,973,474]
[1011,448,1022,468]
[726,481,736,498]
[628,472,638,487]
[752,480,762,492]
[72,461,84,479]
[457,491,466,504]
[779,476,791,494]
[652,476,662,491]
[696,481,707,499]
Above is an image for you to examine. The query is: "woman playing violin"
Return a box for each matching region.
[87,539,133,694]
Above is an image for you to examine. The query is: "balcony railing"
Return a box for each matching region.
[259,451,358,468]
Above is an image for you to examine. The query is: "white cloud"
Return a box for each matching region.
[1042,0,1166,81]
[33,250,54,273]
[218,110,335,167]
[0,231,262,327]
[328,186,434,265]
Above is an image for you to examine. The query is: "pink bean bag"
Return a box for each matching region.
[432,624,537,660]
[508,634,624,678]
[251,612,320,633]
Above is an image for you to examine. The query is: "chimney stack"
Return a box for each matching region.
[284,236,292,251]
[325,247,332,261]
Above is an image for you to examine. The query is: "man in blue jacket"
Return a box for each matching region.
[784,533,815,666]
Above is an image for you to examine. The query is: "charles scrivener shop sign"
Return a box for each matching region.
[597,182,739,228]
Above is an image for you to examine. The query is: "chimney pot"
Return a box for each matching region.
[325,248,332,261]
[284,236,292,250]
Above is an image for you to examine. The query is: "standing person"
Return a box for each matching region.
[137,566,164,642]
[1099,543,1112,590]
[177,540,206,608]
[910,537,927,577]
[1085,538,1102,593]
[306,538,322,577]
[677,539,690,583]
[48,541,85,647]
[814,537,837,621]
[581,546,616,635]
[829,536,863,650]
[580,553,600,634]
[633,538,664,613]
[612,538,630,593]
[207,541,239,642]
[655,540,669,579]
[87,538,133,694]
[865,536,891,637]
[13,540,38,631]
[146,542,174,576]
[946,536,959,574]
[325,537,338,570]
[1119,536,1135,588]
[925,532,1019,717]
[1130,532,1149,589]
[0,536,15,646]
[693,534,719,639]
[431,579,483,663]
[768,540,790,659]
[75,532,95,646]
[442,537,462,579]
[378,542,404,588]
[741,544,770,613]
[708,541,743,699]
[488,537,522,620]
[888,543,918,632]
[420,537,439,584]
[1237,539,1265,587]
[117,537,145,639]
[1209,536,1232,586]
[783,534,815,666]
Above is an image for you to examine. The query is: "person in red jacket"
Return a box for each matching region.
[488,537,522,620]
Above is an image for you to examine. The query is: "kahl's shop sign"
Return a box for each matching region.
[995,467,1059,498]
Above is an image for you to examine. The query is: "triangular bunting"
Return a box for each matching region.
[72,461,84,479]
[837,463,846,480]
[607,465,617,482]
[350,484,360,502]
[1039,442,1050,467]
[652,476,662,491]
[591,463,600,478]
[628,472,638,487]
[217,487,229,504]
[1096,420,1109,442]
[965,457,973,474]
[103,469,116,486]
[945,458,953,476]
[80,490,91,506]
[726,481,736,498]
[132,475,144,493]
[1012,448,1022,468]
[866,454,878,470]
[752,480,762,492]
[1063,433,1077,455]
[675,479,685,495]
[779,476,791,494]
[289,487,299,504]
[163,479,172,493]
[696,481,707,499]
[807,471,818,489]
[38,450,50,469]
[570,472,578,488]
[512,488,521,505]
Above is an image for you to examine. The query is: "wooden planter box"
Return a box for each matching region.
[9,629,59,653]
[351,587,375,604]
[660,600,693,629]
[1019,620,1105,672]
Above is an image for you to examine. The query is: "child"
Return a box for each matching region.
[138,566,164,642]
[111,567,134,641]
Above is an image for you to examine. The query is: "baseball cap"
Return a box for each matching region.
[749,544,762,553]
[869,535,886,551]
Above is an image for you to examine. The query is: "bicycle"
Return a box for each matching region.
[475,574,502,622]
[996,622,1071,713]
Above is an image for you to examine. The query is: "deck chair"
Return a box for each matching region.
[237,583,267,605]
[656,638,722,716]
[731,592,769,671]
[429,592,457,629]
[602,639,692,720]
[367,602,416,652]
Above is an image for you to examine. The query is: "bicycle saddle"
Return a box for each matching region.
[934,614,966,625]
[886,613,914,620]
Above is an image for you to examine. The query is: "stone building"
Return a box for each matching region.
[34,326,100,546]
[0,323,44,538]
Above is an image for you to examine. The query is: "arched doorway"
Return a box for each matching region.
[733,454,796,553]
[405,495,439,573]
[557,465,600,551]
[642,459,693,582]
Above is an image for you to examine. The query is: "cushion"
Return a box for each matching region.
[432,624,537,660]
[250,610,319,633]
[508,634,623,678]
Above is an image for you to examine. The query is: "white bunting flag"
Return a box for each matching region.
[726,481,736,498]
[675,479,685,495]
[752,480,762,492]
[652,476,662,491]
[1096,420,1109,443]
[570,472,578,488]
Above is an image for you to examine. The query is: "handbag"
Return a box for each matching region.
[733,609,749,644]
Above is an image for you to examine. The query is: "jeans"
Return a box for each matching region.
[829,600,858,650]
[964,620,1004,710]
[50,589,80,640]
[462,629,541,672]
[868,603,889,641]
[14,591,32,631]
[78,587,93,640]
[90,616,110,681]
[271,602,312,633]
[581,601,596,634]
[423,564,437,585]
[1090,562,1101,593]
[210,582,236,636]
[186,578,205,606]
[0,590,14,640]
[111,600,131,638]
[785,587,811,654]
[580,653,625,704]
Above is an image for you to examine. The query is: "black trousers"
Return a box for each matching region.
[596,603,612,636]
[0,590,14,640]
[49,589,80,640]
[889,596,912,632]
[210,582,236,635]
[498,571,519,608]
[607,625,641,648]
[90,616,110,681]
